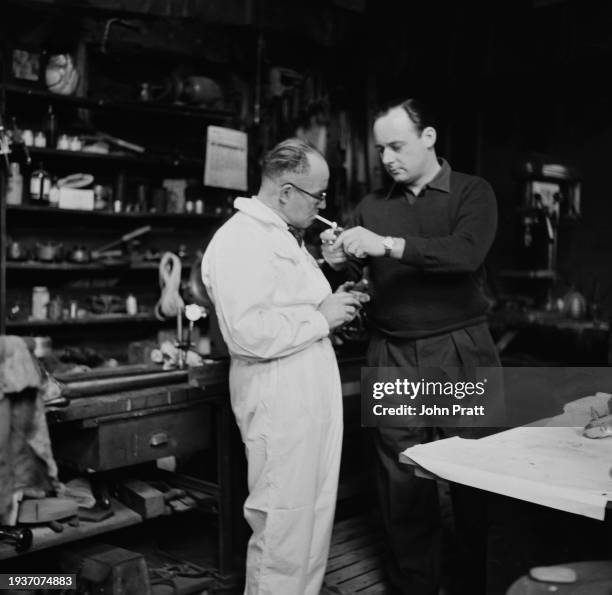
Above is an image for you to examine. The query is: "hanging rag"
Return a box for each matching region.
[0,336,60,523]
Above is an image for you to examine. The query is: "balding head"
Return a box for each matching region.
[258,138,329,229]
[262,138,324,182]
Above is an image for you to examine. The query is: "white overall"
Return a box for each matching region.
[202,197,343,595]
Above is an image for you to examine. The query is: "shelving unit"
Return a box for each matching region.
[3,199,217,336]
[0,499,143,561]
[1,41,235,338]
[0,4,247,574]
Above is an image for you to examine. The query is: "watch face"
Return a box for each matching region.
[383,237,394,249]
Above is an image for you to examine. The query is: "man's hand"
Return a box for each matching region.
[332,226,385,258]
[337,281,370,306]
[320,228,348,271]
[318,292,362,330]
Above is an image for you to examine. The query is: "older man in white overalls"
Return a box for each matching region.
[202,139,367,595]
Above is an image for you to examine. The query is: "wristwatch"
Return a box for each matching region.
[382,236,394,257]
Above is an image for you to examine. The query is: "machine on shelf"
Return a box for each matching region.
[515,155,581,273]
[497,156,583,311]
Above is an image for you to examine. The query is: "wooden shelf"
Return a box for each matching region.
[490,309,610,332]
[2,83,235,121]
[0,499,142,560]
[498,269,558,280]
[6,261,164,271]
[10,146,203,169]
[6,204,224,223]
[6,313,164,328]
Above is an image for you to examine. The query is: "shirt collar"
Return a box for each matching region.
[385,158,451,199]
[234,195,290,229]
[234,196,305,248]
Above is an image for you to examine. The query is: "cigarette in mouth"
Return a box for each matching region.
[315,214,338,229]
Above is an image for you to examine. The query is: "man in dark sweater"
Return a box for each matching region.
[323,98,500,595]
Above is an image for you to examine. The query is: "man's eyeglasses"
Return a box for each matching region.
[284,182,327,203]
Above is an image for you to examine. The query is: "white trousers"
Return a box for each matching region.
[229,339,343,595]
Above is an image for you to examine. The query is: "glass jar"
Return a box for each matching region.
[48,296,63,320]
[31,286,50,320]
[57,134,70,150]
[34,131,47,147]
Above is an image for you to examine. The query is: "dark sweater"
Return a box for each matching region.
[345,159,497,339]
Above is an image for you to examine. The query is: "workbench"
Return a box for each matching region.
[0,356,365,570]
[0,361,237,568]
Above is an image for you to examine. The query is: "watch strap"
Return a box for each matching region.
[383,236,393,257]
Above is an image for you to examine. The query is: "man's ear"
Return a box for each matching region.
[278,184,291,205]
[422,126,437,149]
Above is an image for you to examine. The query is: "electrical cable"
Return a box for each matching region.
[155,252,184,320]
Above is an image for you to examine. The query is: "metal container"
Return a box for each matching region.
[36,241,62,262]
[7,239,27,261]
[67,245,90,263]
[32,336,52,358]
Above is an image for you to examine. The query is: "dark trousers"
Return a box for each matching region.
[368,322,501,595]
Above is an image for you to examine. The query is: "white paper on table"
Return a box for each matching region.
[401,426,612,520]
[204,126,248,191]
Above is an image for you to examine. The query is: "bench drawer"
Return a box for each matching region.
[52,404,211,472]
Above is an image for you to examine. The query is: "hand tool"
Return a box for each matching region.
[91,225,151,259]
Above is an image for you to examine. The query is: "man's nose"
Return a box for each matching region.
[381,147,394,164]
[317,198,326,210]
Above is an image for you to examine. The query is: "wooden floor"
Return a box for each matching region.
[324,515,391,595]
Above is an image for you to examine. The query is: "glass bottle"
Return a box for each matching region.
[34,131,47,147]
[43,105,58,148]
[31,286,50,320]
[49,177,60,207]
[126,294,138,315]
[9,116,21,146]
[6,162,23,205]
[29,161,51,204]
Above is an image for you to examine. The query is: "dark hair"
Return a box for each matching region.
[374,98,438,135]
[262,138,322,181]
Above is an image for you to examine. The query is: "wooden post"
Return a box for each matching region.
[0,38,7,335]
[0,129,6,336]
[365,62,381,192]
